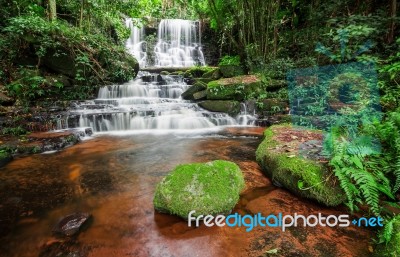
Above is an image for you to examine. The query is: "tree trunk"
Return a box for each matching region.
[48,0,56,21]
[387,0,397,44]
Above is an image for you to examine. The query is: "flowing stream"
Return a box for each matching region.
[0,128,373,257]
[64,73,254,133]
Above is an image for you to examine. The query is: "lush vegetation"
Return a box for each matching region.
[1,0,400,253]
[0,0,140,106]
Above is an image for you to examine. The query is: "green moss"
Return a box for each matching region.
[153,160,245,218]
[256,124,345,206]
[198,100,241,116]
[184,67,217,79]
[206,75,263,101]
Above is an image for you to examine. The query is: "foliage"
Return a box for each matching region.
[327,109,400,216]
[219,55,241,66]
[0,13,138,105]
[375,215,400,257]
[1,126,27,136]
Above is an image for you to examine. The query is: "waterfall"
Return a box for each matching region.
[154,19,205,67]
[65,73,246,132]
[125,18,147,67]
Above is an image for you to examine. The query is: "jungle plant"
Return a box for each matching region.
[328,130,394,215]
[219,55,241,66]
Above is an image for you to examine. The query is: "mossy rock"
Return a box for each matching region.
[207,75,263,101]
[193,90,207,100]
[160,71,170,75]
[202,68,222,80]
[219,65,245,78]
[181,82,207,100]
[184,67,217,79]
[263,79,287,91]
[255,124,345,206]
[259,98,289,113]
[375,215,400,257]
[199,100,241,116]
[195,78,214,84]
[153,160,245,218]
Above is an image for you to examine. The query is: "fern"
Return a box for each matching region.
[329,132,394,216]
[378,216,396,245]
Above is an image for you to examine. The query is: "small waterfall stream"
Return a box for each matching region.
[64,74,254,133]
[125,18,147,67]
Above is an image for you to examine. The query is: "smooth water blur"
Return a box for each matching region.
[67,75,255,132]
[0,127,373,257]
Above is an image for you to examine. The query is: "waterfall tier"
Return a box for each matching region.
[61,74,255,133]
[125,18,147,67]
[125,19,205,68]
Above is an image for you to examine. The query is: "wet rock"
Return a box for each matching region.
[53,212,91,237]
[181,82,207,100]
[154,160,245,218]
[192,90,207,100]
[199,100,241,116]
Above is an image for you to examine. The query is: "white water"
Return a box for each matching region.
[154,19,205,67]
[65,74,255,132]
[125,18,147,67]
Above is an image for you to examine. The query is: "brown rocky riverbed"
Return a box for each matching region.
[0,127,374,257]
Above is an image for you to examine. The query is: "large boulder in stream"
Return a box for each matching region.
[207,75,263,101]
[256,124,345,206]
[153,160,245,218]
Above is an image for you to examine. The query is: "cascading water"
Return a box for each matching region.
[64,74,254,133]
[125,18,147,67]
[154,19,205,67]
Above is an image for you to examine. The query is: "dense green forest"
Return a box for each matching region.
[0,0,400,255]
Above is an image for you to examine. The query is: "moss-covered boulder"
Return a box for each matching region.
[375,215,400,257]
[202,68,222,80]
[153,160,245,218]
[184,67,217,79]
[259,98,289,114]
[181,82,207,100]
[207,75,263,101]
[193,90,207,100]
[199,100,241,116]
[256,124,345,206]
[194,78,214,84]
[219,65,245,78]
